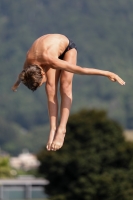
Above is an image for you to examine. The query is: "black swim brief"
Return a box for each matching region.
[59,39,77,60]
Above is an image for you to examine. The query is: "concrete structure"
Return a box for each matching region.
[0,176,49,200]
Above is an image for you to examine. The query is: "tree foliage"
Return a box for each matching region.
[0,117,49,155]
[0,156,12,178]
[37,109,133,200]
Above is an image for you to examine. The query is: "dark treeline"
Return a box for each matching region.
[0,0,133,155]
[37,110,133,200]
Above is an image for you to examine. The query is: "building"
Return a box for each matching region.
[0,176,49,200]
[10,151,40,171]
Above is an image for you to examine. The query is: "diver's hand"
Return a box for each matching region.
[12,84,18,92]
[11,78,21,92]
[107,72,125,85]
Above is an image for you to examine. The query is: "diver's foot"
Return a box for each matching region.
[46,129,56,151]
[50,128,66,151]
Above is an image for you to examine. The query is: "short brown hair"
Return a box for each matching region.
[19,65,43,91]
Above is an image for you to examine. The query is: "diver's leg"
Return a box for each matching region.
[51,48,77,151]
[45,68,61,150]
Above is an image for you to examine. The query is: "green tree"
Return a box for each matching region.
[0,156,12,178]
[37,109,133,200]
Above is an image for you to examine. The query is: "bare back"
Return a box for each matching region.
[25,34,69,67]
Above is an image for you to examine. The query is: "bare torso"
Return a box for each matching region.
[25,34,69,68]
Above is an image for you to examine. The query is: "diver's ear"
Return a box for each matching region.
[11,76,21,92]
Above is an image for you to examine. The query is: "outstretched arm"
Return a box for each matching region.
[47,57,125,85]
